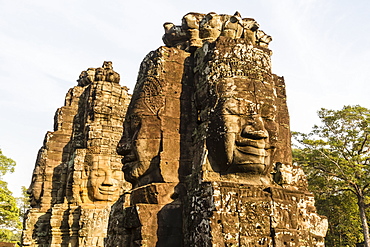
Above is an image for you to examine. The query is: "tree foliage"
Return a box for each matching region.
[17,186,30,222]
[294,149,364,245]
[0,149,21,243]
[0,149,15,176]
[293,105,370,246]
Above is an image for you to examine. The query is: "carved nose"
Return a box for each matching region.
[241,126,268,140]
[240,117,268,140]
[102,172,114,186]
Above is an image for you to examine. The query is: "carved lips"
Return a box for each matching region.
[98,186,117,196]
[232,125,270,173]
[234,140,268,164]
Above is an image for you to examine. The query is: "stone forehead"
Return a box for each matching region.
[88,162,123,170]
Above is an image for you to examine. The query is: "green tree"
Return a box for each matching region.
[295,146,364,245]
[293,105,370,246]
[0,149,21,243]
[17,186,30,220]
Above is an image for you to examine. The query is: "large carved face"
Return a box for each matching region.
[206,78,277,175]
[117,79,164,188]
[118,112,163,188]
[87,162,123,201]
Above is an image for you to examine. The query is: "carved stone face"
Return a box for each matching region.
[118,112,162,188]
[206,78,277,175]
[87,162,123,201]
[117,62,166,188]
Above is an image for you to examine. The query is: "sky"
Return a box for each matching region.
[1,0,370,197]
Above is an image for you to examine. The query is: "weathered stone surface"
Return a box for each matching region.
[22,62,131,247]
[184,13,327,247]
[107,12,327,247]
[24,12,327,247]
[116,46,192,188]
[163,11,270,51]
[106,46,193,247]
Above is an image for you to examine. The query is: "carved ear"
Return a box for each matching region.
[83,164,90,178]
[234,11,241,17]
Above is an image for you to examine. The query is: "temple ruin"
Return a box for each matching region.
[22,62,131,246]
[23,12,328,247]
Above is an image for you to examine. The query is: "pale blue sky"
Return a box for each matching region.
[1,0,370,197]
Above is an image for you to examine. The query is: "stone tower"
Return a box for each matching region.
[106,12,328,247]
[23,12,328,247]
[22,62,131,247]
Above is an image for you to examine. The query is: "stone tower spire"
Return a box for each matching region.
[106,12,328,246]
[23,62,131,247]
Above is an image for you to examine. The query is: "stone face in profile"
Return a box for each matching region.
[117,57,165,188]
[117,47,191,189]
[107,47,192,246]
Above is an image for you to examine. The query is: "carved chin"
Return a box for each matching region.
[94,195,115,201]
[123,161,149,183]
[232,163,266,174]
[90,189,118,201]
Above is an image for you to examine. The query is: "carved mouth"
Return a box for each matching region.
[236,145,267,156]
[122,154,137,163]
[235,139,266,149]
[98,187,117,195]
[233,148,267,167]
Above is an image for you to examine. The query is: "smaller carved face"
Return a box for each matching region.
[87,162,123,201]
